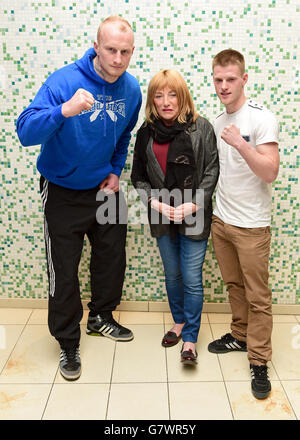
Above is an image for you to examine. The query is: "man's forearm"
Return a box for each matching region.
[234,138,279,183]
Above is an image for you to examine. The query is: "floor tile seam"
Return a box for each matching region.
[26,309,35,325]
[3,323,49,327]
[110,380,229,384]
[105,340,118,420]
[163,320,171,420]
[279,379,300,382]
[0,322,36,326]
[206,321,227,380]
[222,380,235,420]
[276,377,299,420]
[41,378,57,420]
[0,382,56,386]
[268,358,300,383]
[109,381,170,384]
[0,321,29,377]
[207,314,231,325]
[207,321,235,418]
[52,382,112,385]
[224,379,282,383]
[268,374,300,381]
[167,380,234,384]
[0,309,35,327]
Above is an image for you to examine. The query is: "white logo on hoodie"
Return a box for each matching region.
[79,97,126,123]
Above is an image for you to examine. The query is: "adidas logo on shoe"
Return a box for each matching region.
[86,314,134,342]
[208,333,247,354]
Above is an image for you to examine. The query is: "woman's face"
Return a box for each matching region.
[153,86,179,125]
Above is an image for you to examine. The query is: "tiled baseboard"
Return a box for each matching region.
[0,298,299,315]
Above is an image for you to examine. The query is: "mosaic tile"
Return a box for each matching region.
[0,0,299,304]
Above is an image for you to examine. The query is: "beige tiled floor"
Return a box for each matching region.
[0,308,300,420]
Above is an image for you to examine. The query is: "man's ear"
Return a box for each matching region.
[93,40,99,53]
[243,72,248,86]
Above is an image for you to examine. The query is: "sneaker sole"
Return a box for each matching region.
[60,368,81,381]
[251,386,271,400]
[86,329,134,342]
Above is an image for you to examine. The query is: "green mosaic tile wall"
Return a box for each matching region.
[0,0,299,304]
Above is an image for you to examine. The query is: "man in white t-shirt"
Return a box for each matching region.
[207,49,280,400]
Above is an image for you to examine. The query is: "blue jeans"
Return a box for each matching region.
[157,233,208,343]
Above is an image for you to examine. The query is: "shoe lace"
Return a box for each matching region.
[220,333,234,342]
[252,365,268,379]
[107,317,122,330]
[62,347,80,367]
[96,314,126,333]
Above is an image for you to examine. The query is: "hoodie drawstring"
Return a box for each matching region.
[114,112,117,149]
[103,85,107,137]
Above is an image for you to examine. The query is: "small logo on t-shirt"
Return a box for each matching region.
[242,135,250,142]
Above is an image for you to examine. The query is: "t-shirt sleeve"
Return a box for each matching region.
[254,110,279,146]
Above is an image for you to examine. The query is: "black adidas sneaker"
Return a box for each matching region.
[208,333,247,353]
[250,364,271,399]
[59,346,81,381]
[86,313,134,341]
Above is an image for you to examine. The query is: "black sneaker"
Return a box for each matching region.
[208,333,247,353]
[59,346,81,381]
[250,364,271,399]
[86,314,134,341]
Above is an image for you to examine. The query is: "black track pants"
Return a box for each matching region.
[40,176,127,349]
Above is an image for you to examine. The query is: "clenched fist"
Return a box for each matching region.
[62,88,95,118]
[221,123,243,149]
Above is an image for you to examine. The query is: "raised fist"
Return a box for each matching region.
[62,88,95,118]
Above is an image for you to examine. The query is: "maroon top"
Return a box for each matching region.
[152,141,170,175]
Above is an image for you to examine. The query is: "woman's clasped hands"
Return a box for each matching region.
[150,199,199,222]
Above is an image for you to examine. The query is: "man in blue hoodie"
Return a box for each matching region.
[16,16,142,381]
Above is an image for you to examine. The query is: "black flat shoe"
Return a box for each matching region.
[162,331,181,347]
[181,346,198,365]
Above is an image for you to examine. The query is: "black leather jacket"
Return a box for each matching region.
[131,116,219,240]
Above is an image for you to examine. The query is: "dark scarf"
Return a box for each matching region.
[148,115,196,194]
[148,115,197,240]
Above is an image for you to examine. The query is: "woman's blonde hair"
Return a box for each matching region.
[145,69,198,124]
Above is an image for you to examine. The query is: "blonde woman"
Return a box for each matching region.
[131,70,219,364]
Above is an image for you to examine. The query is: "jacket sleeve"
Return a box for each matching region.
[111,92,142,177]
[193,122,219,207]
[16,84,66,147]
[130,125,152,204]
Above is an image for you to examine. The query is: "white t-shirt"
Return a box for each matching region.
[213,99,279,227]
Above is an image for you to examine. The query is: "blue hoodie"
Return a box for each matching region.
[16,48,142,189]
